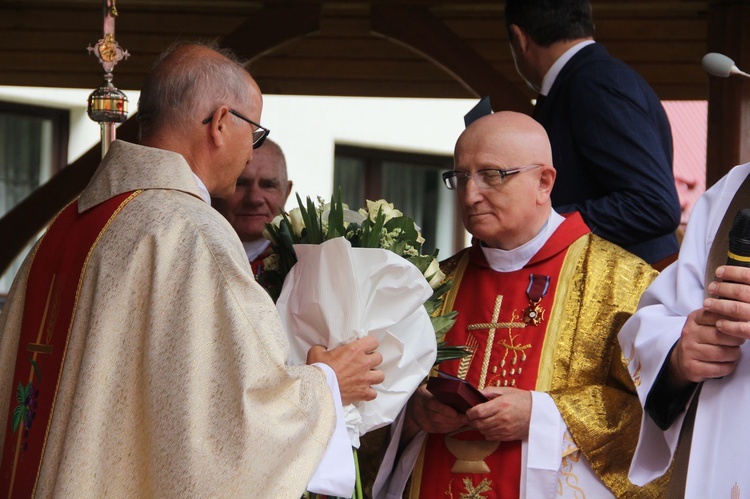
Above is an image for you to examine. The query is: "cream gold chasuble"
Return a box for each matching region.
[0,140,336,498]
[410,213,669,498]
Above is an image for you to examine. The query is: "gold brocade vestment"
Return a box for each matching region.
[410,213,670,498]
[0,140,336,498]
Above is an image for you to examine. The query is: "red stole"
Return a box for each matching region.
[415,214,590,499]
[0,191,140,497]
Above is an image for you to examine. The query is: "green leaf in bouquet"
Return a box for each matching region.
[435,342,472,364]
[361,208,387,248]
[326,189,346,240]
[423,298,441,316]
[431,310,458,340]
[406,255,433,274]
[270,216,298,272]
[345,222,362,247]
[297,194,324,243]
[430,280,452,301]
[384,216,419,243]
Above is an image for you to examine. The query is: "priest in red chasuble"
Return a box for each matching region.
[373,111,670,498]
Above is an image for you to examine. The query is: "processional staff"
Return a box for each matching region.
[87,0,130,157]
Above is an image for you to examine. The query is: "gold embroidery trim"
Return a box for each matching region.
[534,236,588,391]
[442,250,471,313]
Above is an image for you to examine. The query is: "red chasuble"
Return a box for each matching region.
[412,214,590,499]
[0,191,140,497]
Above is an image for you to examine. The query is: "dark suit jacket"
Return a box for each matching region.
[534,42,681,264]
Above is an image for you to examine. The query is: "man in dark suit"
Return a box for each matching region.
[505,0,681,267]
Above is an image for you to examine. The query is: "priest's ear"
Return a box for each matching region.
[283,180,294,205]
[537,164,556,203]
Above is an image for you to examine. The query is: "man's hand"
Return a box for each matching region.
[307,336,384,406]
[706,265,750,336]
[466,387,531,442]
[669,265,750,387]
[405,385,469,437]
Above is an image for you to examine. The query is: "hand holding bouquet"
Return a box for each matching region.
[261,192,467,445]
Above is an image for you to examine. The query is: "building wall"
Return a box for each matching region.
[0,87,476,293]
[0,87,708,294]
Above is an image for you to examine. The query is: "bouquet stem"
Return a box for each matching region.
[304,447,362,499]
[353,448,363,499]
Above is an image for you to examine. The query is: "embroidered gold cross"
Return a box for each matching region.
[466,295,526,389]
[26,275,57,355]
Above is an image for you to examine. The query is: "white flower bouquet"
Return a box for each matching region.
[260,193,466,446]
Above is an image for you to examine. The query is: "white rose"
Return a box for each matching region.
[424,258,445,289]
[270,213,284,227]
[288,208,305,238]
[321,202,350,213]
[365,199,403,222]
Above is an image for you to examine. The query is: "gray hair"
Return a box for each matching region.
[137,41,251,140]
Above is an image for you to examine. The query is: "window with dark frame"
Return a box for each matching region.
[0,101,70,298]
[333,144,464,258]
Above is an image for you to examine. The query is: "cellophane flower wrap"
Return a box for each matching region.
[260,193,466,447]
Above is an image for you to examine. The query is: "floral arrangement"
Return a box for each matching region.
[261,192,467,365]
[260,191,469,498]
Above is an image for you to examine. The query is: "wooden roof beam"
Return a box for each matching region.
[370,4,532,114]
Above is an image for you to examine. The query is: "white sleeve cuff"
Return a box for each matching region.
[523,391,565,498]
[307,363,356,496]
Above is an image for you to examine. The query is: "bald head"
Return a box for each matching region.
[137,42,258,142]
[135,42,268,198]
[452,111,556,249]
[456,111,553,167]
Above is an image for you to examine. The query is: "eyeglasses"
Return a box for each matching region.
[442,164,542,190]
[202,108,270,149]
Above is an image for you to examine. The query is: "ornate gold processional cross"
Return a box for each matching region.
[87,0,129,157]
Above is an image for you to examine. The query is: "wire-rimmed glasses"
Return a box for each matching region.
[202,108,270,149]
[442,164,542,190]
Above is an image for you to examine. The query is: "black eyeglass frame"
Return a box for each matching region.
[442,164,543,190]
[201,108,270,149]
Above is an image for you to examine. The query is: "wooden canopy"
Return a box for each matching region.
[1,0,749,275]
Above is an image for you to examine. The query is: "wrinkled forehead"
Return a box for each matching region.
[239,150,287,181]
[454,134,536,171]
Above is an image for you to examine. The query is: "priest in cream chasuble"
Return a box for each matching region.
[372,111,670,499]
[0,44,384,498]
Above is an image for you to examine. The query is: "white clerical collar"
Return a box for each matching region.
[192,173,211,205]
[480,210,565,272]
[243,239,270,262]
[539,40,596,96]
